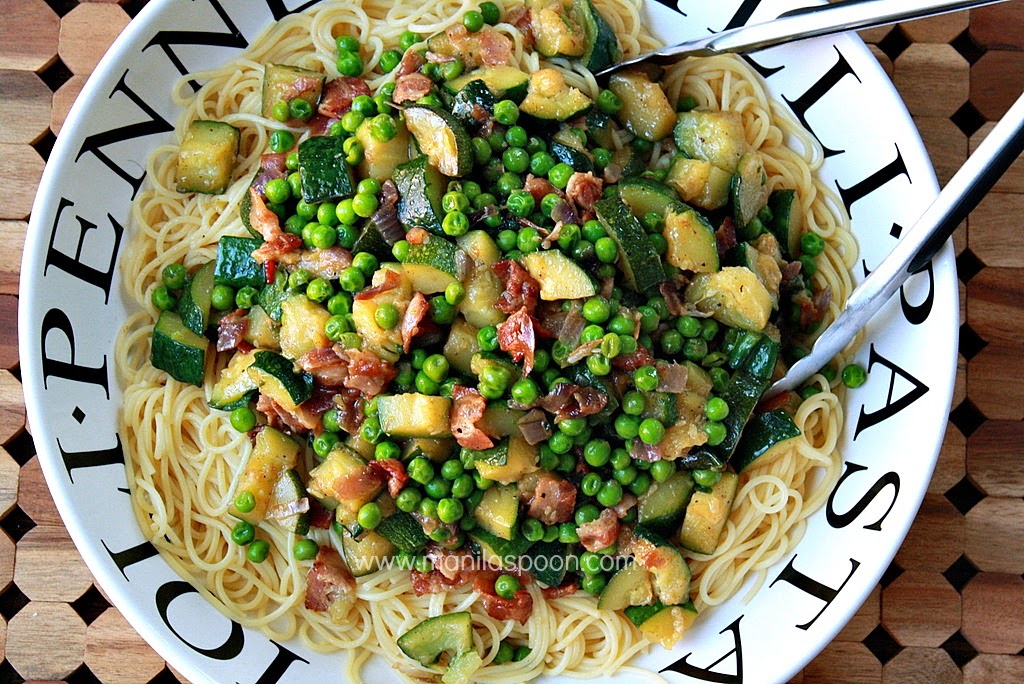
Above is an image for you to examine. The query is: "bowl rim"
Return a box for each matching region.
[18,0,957,682]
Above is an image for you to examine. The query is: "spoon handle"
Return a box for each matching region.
[600,0,1005,76]
[767,90,1024,398]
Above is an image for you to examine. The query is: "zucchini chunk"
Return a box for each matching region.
[443,317,482,375]
[673,110,749,174]
[279,294,332,360]
[684,267,773,332]
[214,236,265,289]
[520,68,592,121]
[531,2,586,57]
[351,267,413,362]
[376,511,429,553]
[608,69,677,142]
[445,66,531,102]
[350,221,393,263]
[208,349,259,410]
[355,116,411,181]
[456,231,506,328]
[617,177,681,219]
[478,402,525,438]
[594,197,666,292]
[473,484,519,540]
[637,471,695,536]
[377,393,453,438]
[522,250,597,300]
[174,120,240,194]
[474,435,539,484]
[467,528,532,568]
[403,232,461,281]
[678,471,740,555]
[631,526,692,605]
[665,156,732,211]
[523,539,569,588]
[403,437,457,462]
[151,310,209,387]
[340,529,396,577]
[624,602,698,648]
[548,140,594,173]
[268,468,311,535]
[663,207,720,275]
[732,408,801,472]
[244,305,280,351]
[598,560,654,611]
[298,135,356,203]
[768,188,803,259]
[247,350,314,410]
[308,445,381,513]
[451,79,496,127]
[261,64,324,120]
[229,426,302,525]
[573,0,620,72]
[731,152,770,236]
[394,155,448,235]
[177,260,216,336]
[404,106,473,177]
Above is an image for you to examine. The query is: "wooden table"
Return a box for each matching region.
[1,1,1022,682]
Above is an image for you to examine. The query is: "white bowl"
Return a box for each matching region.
[20,0,957,682]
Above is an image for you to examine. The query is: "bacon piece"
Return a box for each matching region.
[308,497,334,529]
[401,291,430,354]
[612,493,638,519]
[564,339,602,365]
[394,48,426,78]
[505,6,534,46]
[333,387,365,435]
[256,387,334,436]
[354,267,402,301]
[393,73,434,103]
[793,285,832,329]
[537,300,585,347]
[249,189,303,263]
[527,476,577,525]
[566,171,603,210]
[216,309,248,352]
[538,383,608,421]
[603,162,623,185]
[577,508,620,553]
[474,571,534,624]
[780,260,803,288]
[305,547,356,612]
[611,345,656,371]
[308,114,339,137]
[492,259,540,315]
[250,152,289,197]
[524,175,561,204]
[716,216,739,256]
[478,28,513,66]
[655,361,689,393]
[542,579,579,599]
[497,306,537,375]
[336,347,398,397]
[267,496,310,523]
[295,246,353,280]
[331,463,384,505]
[410,546,476,596]
[297,347,349,387]
[450,385,494,450]
[318,76,372,119]
[368,458,409,497]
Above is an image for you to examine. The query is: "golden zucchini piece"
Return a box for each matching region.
[684,266,772,332]
[608,69,677,142]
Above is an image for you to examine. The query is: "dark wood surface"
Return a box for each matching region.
[1,1,1022,682]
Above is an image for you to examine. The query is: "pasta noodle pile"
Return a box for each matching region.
[117,0,858,680]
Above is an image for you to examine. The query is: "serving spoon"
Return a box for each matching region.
[767,89,1024,397]
[596,0,1006,77]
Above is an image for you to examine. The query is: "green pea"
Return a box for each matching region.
[357,502,382,530]
[437,497,464,523]
[638,418,665,445]
[705,396,730,421]
[418,497,439,520]
[151,285,176,311]
[339,267,365,292]
[477,325,499,351]
[511,378,540,406]
[801,231,826,257]
[379,48,401,73]
[542,525,560,542]
[161,263,187,290]
[548,162,574,189]
[587,354,611,376]
[507,189,535,217]
[234,490,256,514]
[293,539,319,560]
[494,640,515,665]
[336,49,363,77]
[583,439,611,467]
[596,479,623,507]
[614,465,638,486]
[693,469,722,489]
[399,30,421,51]
[684,337,708,362]
[289,97,313,121]
[580,473,603,498]
[676,315,701,337]
[452,473,475,499]
[211,284,235,311]
[396,488,422,513]
[415,370,440,395]
[582,573,607,595]
[440,59,464,82]
[614,413,640,439]
[608,314,635,336]
[313,431,340,459]
[463,9,485,31]
[513,646,532,662]
[493,99,519,126]
[630,472,652,496]
[575,503,601,525]
[430,295,457,325]
[650,459,676,483]
[559,522,580,544]
[480,1,500,24]
[375,440,400,461]
[231,520,255,545]
[442,210,469,237]
[408,457,434,485]
[374,302,399,330]
[272,100,290,122]
[842,363,867,388]
[247,539,271,563]
[229,406,257,432]
[594,236,618,263]
[634,365,659,391]
[705,420,727,446]
[596,88,622,114]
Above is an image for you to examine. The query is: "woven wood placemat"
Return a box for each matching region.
[1,1,1022,682]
